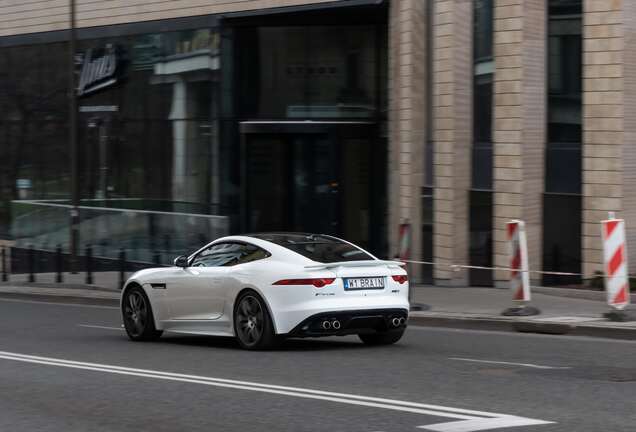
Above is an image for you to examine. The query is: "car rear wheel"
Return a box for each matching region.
[234,291,280,350]
[122,286,163,341]
[358,328,405,346]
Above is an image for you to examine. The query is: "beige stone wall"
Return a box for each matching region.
[582,0,624,279]
[492,0,546,285]
[432,0,472,285]
[624,0,636,273]
[0,0,336,36]
[387,0,428,270]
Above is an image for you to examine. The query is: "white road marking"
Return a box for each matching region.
[78,324,123,331]
[449,357,570,370]
[420,416,553,432]
[0,297,118,309]
[0,349,553,431]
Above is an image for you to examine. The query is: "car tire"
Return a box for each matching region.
[122,286,163,341]
[358,328,405,346]
[234,291,281,350]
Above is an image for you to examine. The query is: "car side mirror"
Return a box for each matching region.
[174,255,189,268]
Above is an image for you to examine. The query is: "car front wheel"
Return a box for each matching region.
[122,286,163,341]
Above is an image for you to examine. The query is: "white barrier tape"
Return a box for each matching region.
[401,260,585,277]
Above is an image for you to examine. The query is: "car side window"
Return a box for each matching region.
[190,242,270,267]
[191,243,243,267]
[235,243,270,265]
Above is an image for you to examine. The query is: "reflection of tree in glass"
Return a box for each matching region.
[0,43,69,236]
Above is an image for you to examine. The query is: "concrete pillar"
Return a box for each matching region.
[388,0,428,278]
[492,0,546,286]
[582,0,624,279]
[623,0,636,273]
[431,0,472,286]
[169,77,187,202]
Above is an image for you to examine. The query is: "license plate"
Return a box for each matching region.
[344,277,385,290]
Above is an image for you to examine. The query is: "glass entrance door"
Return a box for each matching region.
[290,135,340,235]
[244,134,339,236]
[242,125,386,255]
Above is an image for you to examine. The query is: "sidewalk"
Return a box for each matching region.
[410,285,636,339]
[0,279,634,339]
[0,277,120,306]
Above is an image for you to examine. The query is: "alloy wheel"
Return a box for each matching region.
[124,291,148,338]
[235,295,265,346]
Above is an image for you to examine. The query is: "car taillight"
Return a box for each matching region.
[391,275,408,284]
[273,278,336,288]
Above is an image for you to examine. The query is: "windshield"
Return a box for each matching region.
[249,233,374,263]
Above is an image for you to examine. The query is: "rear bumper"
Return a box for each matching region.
[286,308,408,338]
[262,281,409,334]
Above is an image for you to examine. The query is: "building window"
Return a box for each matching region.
[543,0,582,285]
[472,75,493,190]
[421,0,434,284]
[474,0,494,62]
[0,27,225,261]
[421,186,433,284]
[470,0,494,286]
[235,26,381,120]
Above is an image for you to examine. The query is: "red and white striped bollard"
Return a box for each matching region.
[502,220,539,316]
[601,217,631,313]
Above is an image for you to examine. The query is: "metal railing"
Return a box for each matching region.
[3,244,172,290]
[10,200,229,264]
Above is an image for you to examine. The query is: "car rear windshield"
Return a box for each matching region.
[249,234,374,263]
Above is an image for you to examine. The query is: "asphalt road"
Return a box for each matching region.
[0,297,634,432]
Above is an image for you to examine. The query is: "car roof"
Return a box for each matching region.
[197,233,370,264]
[197,234,314,264]
[245,232,342,242]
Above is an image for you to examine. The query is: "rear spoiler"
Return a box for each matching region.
[304,260,405,270]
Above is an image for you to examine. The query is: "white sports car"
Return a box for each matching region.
[121,233,409,350]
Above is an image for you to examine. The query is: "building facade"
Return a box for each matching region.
[0,0,631,287]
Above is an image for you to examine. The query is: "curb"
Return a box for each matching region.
[408,315,636,341]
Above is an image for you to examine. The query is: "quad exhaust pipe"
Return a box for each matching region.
[322,317,406,330]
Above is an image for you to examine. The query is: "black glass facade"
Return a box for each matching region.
[0,27,228,260]
[0,42,70,236]
[469,0,494,286]
[235,25,382,120]
[543,0,582,285]
[0,4,389,260]
[226,8,388,256]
